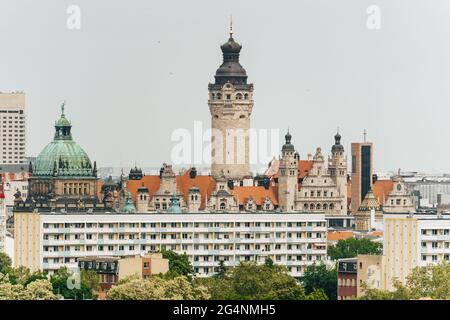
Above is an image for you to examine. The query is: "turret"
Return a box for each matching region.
[278,131,298,212]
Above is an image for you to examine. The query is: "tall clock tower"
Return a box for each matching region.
[208,25,254,180]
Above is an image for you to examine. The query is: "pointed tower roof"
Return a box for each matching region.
[358,188,382,212]
[122,192,136,213]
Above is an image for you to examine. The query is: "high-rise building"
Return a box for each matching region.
[351,142,373,214]
[209,25,253,180]
[0,92,26,164]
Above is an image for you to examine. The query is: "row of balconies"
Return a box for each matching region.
[42,237,327,246]
[45,226,326,234]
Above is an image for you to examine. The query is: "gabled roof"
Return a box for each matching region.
[175,171,216,209]
[231,186,279,206]
[264,159,313,180]
[126,170,216,210]
[372,179,394,205]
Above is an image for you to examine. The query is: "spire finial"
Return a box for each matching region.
[229,15,233,38]
[337,126,340,134]
[61,100,66,117]
[363,128,367,143]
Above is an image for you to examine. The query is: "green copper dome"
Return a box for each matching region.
[33,103,97,178]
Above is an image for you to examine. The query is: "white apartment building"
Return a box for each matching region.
[383,213,450,290]
[0,186,5,253]
[14,212,327,278]
[0,92,26,165]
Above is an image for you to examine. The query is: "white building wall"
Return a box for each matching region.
[28,213,327,278]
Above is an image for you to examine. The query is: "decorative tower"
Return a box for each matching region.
[329,131,347,213]
[278,131,298,212]
[209,23,254,180]
[187,186,201,212]
[136,185,149,212]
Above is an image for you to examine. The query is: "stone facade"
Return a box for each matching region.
[383,175,415,213]
[209,29,253,180]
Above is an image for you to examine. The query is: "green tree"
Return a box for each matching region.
[301,263,336,300]
[80,269,100,293]
[107,276,209,300]
[305,288,328,300]
[214,260,227,279]
[0,276,56,300]
[23,279,57,300]
[160,250,194,279]
[359,263,450,300]
[50,267,94,300]
[264,257,275,268]
[7,266,31,285]
[199,262,306,300]
[327,238,382,260]
[0,253,12,273]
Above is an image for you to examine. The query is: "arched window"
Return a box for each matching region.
[220,202,226,210]
[236,93,243,100]
[323,204,328,210]
[329,203,334,210]
[244,93,248,99]
[211,93,215,99]
[310,203,314,210]
[304,203,308,210]
[316,204,321,210]
[217,93,222,99]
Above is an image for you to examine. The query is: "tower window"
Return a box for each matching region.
[226,94,231,100]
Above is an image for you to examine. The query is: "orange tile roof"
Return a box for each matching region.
[126,175,161,204]
[368,231,383,238]
[231,186,279,206]
[265,159,313,180]
[372,180,394,204]
[298,160,313,179]
[327,230,354,241]
[125,171,216,210]
[175,171,216,210]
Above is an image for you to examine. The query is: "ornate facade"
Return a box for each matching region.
[209,26,253,180]
[14,104,102,212]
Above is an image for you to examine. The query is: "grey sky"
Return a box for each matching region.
[1,0,449,173]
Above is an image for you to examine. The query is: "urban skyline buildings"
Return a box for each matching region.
[0,92,26,165]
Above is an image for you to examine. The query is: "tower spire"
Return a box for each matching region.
[229,15,233,38]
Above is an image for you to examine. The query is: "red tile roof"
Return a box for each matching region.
[231,186,279,206]
[372,180,394,204]
[125,171,216,210]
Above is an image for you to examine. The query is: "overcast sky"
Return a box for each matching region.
[1,0,449,173]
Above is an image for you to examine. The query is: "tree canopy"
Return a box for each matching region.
[327,238,382,260]
[301,263,337,300]
[195,262,324,300]
[107,276,209,300]
[361,263,450,300]
[160,250,194,279]
[50,267,98,300]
